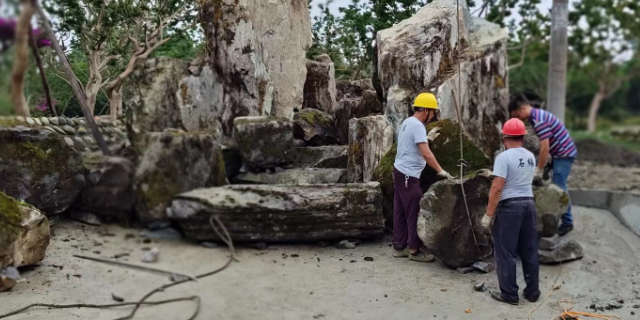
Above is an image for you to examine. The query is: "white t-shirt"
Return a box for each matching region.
[492,147,535,201]
[394,117,428,178]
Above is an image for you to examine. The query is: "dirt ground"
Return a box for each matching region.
[0,206,639,320]
[575,139,640,168]
[570,162,640,192]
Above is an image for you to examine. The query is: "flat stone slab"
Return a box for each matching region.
[235,168,346,185]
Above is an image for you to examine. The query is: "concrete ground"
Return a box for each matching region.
[1,206,639,320]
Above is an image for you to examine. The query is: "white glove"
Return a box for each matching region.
[437,170,455,180]
[427,127,441,142]
[534,167,543,180]
[481,214,493,229]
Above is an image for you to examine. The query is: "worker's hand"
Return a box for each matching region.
[427,127,441,142]
[437,170,455,180]
[481,214,493,229]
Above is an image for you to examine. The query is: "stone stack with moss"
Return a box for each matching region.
[233,116,295,171]
[347,115,394,183]
[134,131,227,221]
[0,127,85,214]
[293,109,340,146]
[372,119,492,225]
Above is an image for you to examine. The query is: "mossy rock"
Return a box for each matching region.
[0,192,23,246]
[293,109,340,146]
[372,119,492,226]
[0,128,85,214]
[233,116,295,171]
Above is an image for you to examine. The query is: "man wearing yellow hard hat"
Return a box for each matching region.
[392,92,455,262]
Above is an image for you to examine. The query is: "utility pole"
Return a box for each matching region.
[547,0,569,123]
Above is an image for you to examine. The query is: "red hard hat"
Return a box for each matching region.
[502,118,527,136]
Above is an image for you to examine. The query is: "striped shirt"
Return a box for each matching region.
[530,108,577,159]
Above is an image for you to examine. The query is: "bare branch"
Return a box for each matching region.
[509,40,528,70]
[98,54,121,70]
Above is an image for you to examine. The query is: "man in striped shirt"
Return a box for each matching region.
[509,98,577,236]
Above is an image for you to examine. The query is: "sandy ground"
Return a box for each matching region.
[570,162,640,193]
[1,206,639,320]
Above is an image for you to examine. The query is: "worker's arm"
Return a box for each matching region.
[418,142,443,173]
[538,138,550,170]
[486,177,506,217]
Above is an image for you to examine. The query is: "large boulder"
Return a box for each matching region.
[291,146,348,168]
[334,80,383,144]
[302,55,337,114]
[198,0,313,138]
[534,183,570,237]
[293,109,340,146]
[377,0,508,157]
[134,132,227,221]
[347,115,394,183]
[233,116,295,171]
[167,183,385,242]
[0,192,50,270]
[0,127,85,214]
[372,119,492,224]
[417,174,494,268]
[236,168,346,185]
[73,156,135,221]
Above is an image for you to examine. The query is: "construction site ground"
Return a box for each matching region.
[1,206,639,320]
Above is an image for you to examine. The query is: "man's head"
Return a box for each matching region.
[502,118,526,149]
[413,92,439,124]
[508,97,532,121]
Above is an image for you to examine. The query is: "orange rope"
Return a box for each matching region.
[553,300,624,320]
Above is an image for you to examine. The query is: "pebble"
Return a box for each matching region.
[61,125,76,135]
[58,117,67,125]
[472,261,494,273]
[26,117,35,125]
[53,126,66,135]
[49,117,59,125]
[40,117,50,125]
[74,137,85,146]
[77,127,88,134]
[83,136,94,144]
[142,248,160,263]
[364,257,374,262]
[63,137,75,147]
[15,116,25,123]
[456,266,474,274]
[42,126,56,133]
[111,293,124,302]
[335,240,357,249]
[34,118,42,125]
[473,282,486,292]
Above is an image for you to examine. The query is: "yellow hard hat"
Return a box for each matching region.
[413,93,438,109]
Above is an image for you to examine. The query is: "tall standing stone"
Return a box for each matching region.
[347,115,394,183]
[198,0,313,139]
[303,55,337,114]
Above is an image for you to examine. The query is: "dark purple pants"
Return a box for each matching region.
[393,167,423,251]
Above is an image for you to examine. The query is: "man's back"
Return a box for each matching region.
[530,108,577,158]
[394,117,427,178]
[493,147,535,201]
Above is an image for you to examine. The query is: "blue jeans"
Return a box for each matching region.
[552,158,575,226]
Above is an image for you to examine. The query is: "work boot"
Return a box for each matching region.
[490,290,519,306]
[524,292,540,303]
[392,248,410,258]
[558,224,573,237]
[408,251,435,263]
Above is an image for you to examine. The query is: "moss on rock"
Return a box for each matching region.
[0,192,22,240]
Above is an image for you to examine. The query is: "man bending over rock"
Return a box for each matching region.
[481,118,540,305]
[392,93,454,262]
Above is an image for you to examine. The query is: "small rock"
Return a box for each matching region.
[291,254,300,258]
[113,253,129,259]
[40,117,50,125]
[15,116,26,123]
[49,117,59,125]
[472,261,494,273]
[77,126,88,134]
[26,117,35,125]
[473,282,486,292]
[169,273,190,282]
[539,240,584,264]
[335,240,357,249]
[69,211,101,226]
[143,239,152,244]
[632,311,635,315]
[74,137,84,145]
[364,257,374,262]
[73,274,82,278]
[61,125,76,135]
[440,288,447,292]
[63,137,75,147]
[605,301,623,310]
[34,118,42,125]
[111,293,124,302]
[465,309,471,314]
[42,126,56,133]
[142,248,160,263]
[633,304,640,309]
[456,266,475,274]
[58,117,68,125]
[140,228,183,240]
[539,235,560,251]
[200,242,219,248]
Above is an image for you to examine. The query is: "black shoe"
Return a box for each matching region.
[558,224,573,236]
[524,292,540,303]
[490,290,519,305]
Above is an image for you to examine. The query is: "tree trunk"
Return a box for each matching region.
[546,0,569,123]
[10,0,34,117]
[29,27,57,117]
[108,85,122,121]
[85,50,103,115]
[587,89,605,134]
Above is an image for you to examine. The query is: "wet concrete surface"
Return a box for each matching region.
[0,206,639,320]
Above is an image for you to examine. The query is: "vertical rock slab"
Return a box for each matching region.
[303,55,337,114]
[417,174,493,268]
[334,80,383,144]
[233,116,295,171]
[293,109,340,146]
[347,115,394,183]
[0,127,85,214]
[0,192,50,269]
[134,132,227,221]
[167,183,385,242]
[199,0,313,137]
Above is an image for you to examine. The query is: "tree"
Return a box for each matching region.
[43,0,197,120]
[569,0,640,133]
[10,0,35,117]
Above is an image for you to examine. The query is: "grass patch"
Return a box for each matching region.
[571,130,640,153]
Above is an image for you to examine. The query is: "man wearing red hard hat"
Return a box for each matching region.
[481,118,540,306]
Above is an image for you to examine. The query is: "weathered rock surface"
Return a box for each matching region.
[524,126,540,156]
[539,240,584,264]
[377,0,508,157]
[167,183,385,242]
[134,132,227,221]
[0,127,85,214]
[417,174,493,268]
[199,0,312,137]
[0,192,50,270]
[539,235,560,251]
[236,168,346,185]
[291,146,348,168]
[347,115,394,183]
[123,58,189,133]
[234,117,295,171]
[303,56,337,114]
[293,109,340,146]
[73,156,135,221]
[334,90,383,144]
[534,183,570,237]
[373,119,492,224]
